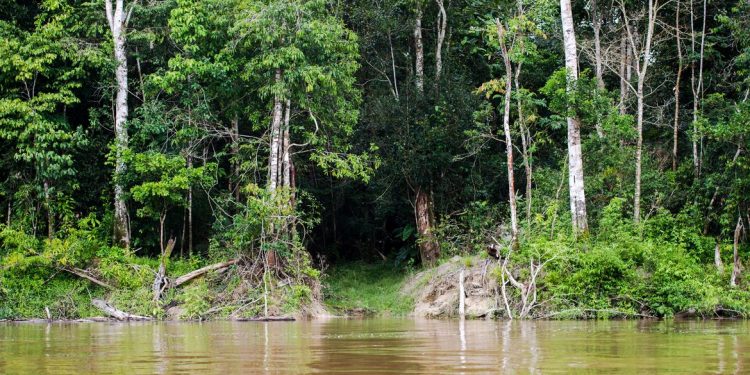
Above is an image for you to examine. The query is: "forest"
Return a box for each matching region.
[0,0,749,321]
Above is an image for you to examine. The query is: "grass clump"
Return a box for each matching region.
[323,262,413,315]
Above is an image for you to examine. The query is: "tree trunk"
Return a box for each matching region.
[388,32,400,101]
[187,155,193,256]
[627,0,658,223]
[634,80,644,222]
[731,216,743,287]
[619,35,629,114]
[231,115,240,201]
[44,180,53,240]
[414,4,424,93]
[268,70,283,193]
[415,188,439,265]
[496,20,519,248]
[560,0,589,234]
[673,0,682,171]
[591,0,605,137]
[434,0,447,90]
[515,67,532,229]
[106,0,130,248]
[690,0,706,175]
[282,100,291,190]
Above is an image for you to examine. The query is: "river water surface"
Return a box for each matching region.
[0,319,748,374]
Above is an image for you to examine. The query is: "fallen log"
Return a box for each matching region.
[233,316,295,322]
[62,267,115,290]
[173,258,240,288]
[91,299,151,321]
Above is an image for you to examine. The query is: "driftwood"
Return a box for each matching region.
[62,267,115,290]
[234,316,295,322]
[152,239,175,301]
[173,258,239,287]
[91,299,151,321]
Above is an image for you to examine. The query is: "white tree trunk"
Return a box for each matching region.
[282,99,291,189]
[414,5,425,93]
[591,0,604,138]
[560,0,589,234]
[496,21,519,248]
[107,0,130,247]
[434,0,447,89]
[628,0,657,223]
[268,70,283,193]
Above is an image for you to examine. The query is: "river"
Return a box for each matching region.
[0,319,748,374]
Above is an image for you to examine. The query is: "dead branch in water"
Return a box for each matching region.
[91,299,151,321]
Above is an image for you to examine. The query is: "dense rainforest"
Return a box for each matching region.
[1,0,750,320]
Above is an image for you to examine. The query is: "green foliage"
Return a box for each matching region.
[179,279,212,319]
[324,262,414,315]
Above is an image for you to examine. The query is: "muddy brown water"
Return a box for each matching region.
[0,319,748,374]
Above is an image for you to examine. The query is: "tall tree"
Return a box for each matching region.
[621,0,661,223]
[560,0,589,234]
[495,19,519,249]
[105,0,132,247]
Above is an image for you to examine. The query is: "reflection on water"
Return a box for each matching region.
[0,319,748,374]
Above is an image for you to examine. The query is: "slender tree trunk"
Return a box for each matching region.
[44,180,53,240]
[515,68,532,229]
[159,213,166,255]
[231,115,240,201]
[496,20,519,248]
[673,0,683,171]
[626,0,658,223]
[282,100,291,190]
[187,154,193,256]
[106,0,130,248]
[731,216,743,287]
[689,0,706,175]
[634,80,645,222]
[414,4,424,93]
[591,0,605,137]
[268,70,283,193]
[696,0,707,175]
[434,0,447,90]
[560,0,589,234]
[388,31,399,101]
[619,35,628,114]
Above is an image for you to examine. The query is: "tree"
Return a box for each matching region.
[234,0,374,260]
[129,151,215,255]
[0,0,87,238]
[560,0,589,234]
[105,0,134,247]
[620,0,663,223]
